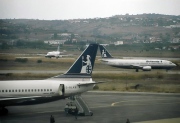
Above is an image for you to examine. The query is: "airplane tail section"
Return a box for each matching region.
[99,45,113,58]
[59,44,98,77]
[57,45,60,52]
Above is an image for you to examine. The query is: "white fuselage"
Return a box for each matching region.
[45,51,61,58]
[0,78,94,106]
[101,59,176,70]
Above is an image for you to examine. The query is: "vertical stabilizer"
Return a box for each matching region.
[99,45,113,58]
[57,45,60,52]
[63,44,98,76]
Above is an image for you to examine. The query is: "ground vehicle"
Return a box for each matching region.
[64,101,93,116]
[64,101,77,115]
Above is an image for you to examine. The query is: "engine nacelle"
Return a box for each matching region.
[142,66,151,71]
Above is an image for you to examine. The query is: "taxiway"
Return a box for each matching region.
[0,91,180,123]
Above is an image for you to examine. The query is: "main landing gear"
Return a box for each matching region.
[136,69,139,72]
[0,107,8,115]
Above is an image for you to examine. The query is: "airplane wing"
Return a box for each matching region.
[58,54,73,57]
[0,96,44,106]
[130,65,143,69]
[0,96,42,101]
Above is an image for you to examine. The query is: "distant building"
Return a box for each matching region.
[164,25,180,28]
[60,33,71,37]
[44,40,66,45]
[149,37,162,43]
[100,44,109,46]
[169,45,180,50]
[171,38,180,43]
[72,39,77,43]
[114,41,123,45]
[7,40,16,45]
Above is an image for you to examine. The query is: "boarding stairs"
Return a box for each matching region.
[70,95,92,116]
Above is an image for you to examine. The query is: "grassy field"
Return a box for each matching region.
[0,53,180,93]
[93,72,180,93]
[1,71,180,93]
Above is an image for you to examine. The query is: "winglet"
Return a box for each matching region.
[99,45,113,58]
[60,44,98,77]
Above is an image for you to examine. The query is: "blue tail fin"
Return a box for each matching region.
[62,44,98,76]
[99,45,113,58]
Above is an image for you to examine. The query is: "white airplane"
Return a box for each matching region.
[45,45,68,58]
[0,44,100,115]
[99,45,177,72]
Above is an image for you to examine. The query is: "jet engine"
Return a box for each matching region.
[142,66,151,71]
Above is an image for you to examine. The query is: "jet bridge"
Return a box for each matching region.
[65,95,93,116]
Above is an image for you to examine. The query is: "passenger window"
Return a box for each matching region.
[9,90,11,92]
[12,90,14,92]
[2,90,4,92]
[31,89,33,92]
[41,89,43,91]
[25,89,27,92]
[15,90,17,92]
[19,89,21,92]
[50,89,52,91]
[35,89,36,92]
[38,89,40,92]
[47,89,49,91]
[6,90,8,92]
[28,89,30,92]
[44,89,46,91]
[22,89,24,92]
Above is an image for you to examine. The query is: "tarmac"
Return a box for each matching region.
[0,91,180,123]
[134,118,180,123]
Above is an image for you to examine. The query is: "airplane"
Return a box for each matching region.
[45,45,69,58]
[0,44,100,115]
[99,45,177,72]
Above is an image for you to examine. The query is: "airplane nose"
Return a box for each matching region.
[174,63,178,67]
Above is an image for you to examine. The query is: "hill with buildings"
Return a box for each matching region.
[0,13,180,50]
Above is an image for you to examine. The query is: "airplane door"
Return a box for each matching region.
[59,84,65,96]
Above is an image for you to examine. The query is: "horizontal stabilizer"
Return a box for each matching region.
[77,81,105,86]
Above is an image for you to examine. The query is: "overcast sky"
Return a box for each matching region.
[0,0,180,20]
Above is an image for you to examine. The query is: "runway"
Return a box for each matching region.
[0,70,180,74]
[0,91,180,123]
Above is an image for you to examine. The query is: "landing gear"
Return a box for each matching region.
[0,107,8,115]
[90,111,93,116]
[136,69,139,72]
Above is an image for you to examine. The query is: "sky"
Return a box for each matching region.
[0,0,180,20]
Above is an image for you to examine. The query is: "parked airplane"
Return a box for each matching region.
[45,45,69,58]
[99,45,176,72]
[0,44,99,115]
